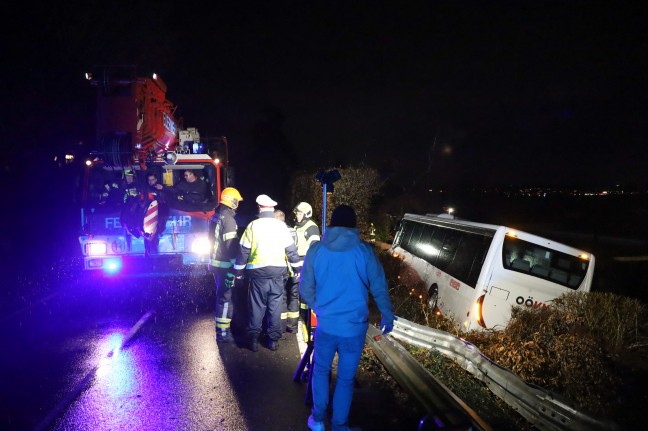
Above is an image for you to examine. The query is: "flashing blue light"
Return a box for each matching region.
[103,258,123,275]
[192,142,206,154]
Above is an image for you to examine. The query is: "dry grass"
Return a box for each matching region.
[366,249,648,429]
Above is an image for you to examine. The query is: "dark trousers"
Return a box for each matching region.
[247,276,284,342]
[285,276,300,329]
[213,268,234,338]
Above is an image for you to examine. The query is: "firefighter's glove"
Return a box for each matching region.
[225,272,235,289]
[233,268,244,280]
[380,316,395,335]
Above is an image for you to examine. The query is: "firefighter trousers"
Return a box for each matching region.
[213,268,234,339]
[284,276,300,330]
[247,275,284,342]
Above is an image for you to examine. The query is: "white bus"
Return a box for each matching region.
[390,213,595,330]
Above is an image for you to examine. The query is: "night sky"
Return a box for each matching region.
[2,1,647,190]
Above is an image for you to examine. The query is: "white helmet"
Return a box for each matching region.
[294,202,312,218]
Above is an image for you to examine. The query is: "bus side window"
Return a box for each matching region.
[437,229,462,273]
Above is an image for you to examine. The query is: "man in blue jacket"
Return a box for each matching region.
[300,205,395,431]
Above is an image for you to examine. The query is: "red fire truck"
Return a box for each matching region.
[79,66,226,274]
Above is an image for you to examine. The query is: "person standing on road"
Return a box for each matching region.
[274,209,298,332]
[234,195,301,352]
[209,187,244,344]
[293,202,321,332]
[300,205,395,431]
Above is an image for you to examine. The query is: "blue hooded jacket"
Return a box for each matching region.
[300,226,394,337]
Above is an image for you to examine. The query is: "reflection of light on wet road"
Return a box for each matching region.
[180,317,248,430]
[96,332,123,377]
[51,314,248,430]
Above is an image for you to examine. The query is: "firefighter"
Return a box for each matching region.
[99,179,121,206]
[209,187,244,344]
[121,169,140,203]
[234,195,301,352]
[120,169,145,239]
[293,202,321,331]
[274,209,298,333]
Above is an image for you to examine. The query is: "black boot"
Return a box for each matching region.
[248,335,259,352]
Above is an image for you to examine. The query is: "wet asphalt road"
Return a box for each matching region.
[0,268,321,431]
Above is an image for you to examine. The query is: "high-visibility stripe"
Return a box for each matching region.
[216,317,231,329]
[223,231,238,241]
[245,263,288,269]
[287,311,300,319]
[210,261,233,268]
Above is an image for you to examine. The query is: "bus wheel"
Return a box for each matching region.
[428,285,439,311]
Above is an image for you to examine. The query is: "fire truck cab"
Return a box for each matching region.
[78,66,225,274]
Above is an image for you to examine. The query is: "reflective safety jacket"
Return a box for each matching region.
[286,225,298,276]
[122,181,140,203]
[294,218,320,257]
[209,204,239,269]
[235,211,301,278]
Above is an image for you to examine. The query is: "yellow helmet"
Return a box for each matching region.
[220,187,243,209]
[294,202,312,218]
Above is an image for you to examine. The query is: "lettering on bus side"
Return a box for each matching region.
[449,279,460,291]
[515,296,548,308]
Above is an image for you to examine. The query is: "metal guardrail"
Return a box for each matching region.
[366,325,492,431]
[389,317,619,431]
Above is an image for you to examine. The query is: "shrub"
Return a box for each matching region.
[380,250,648,420]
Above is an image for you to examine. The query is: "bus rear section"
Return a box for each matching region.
[391,214,595,331]
[477,229,594,329]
